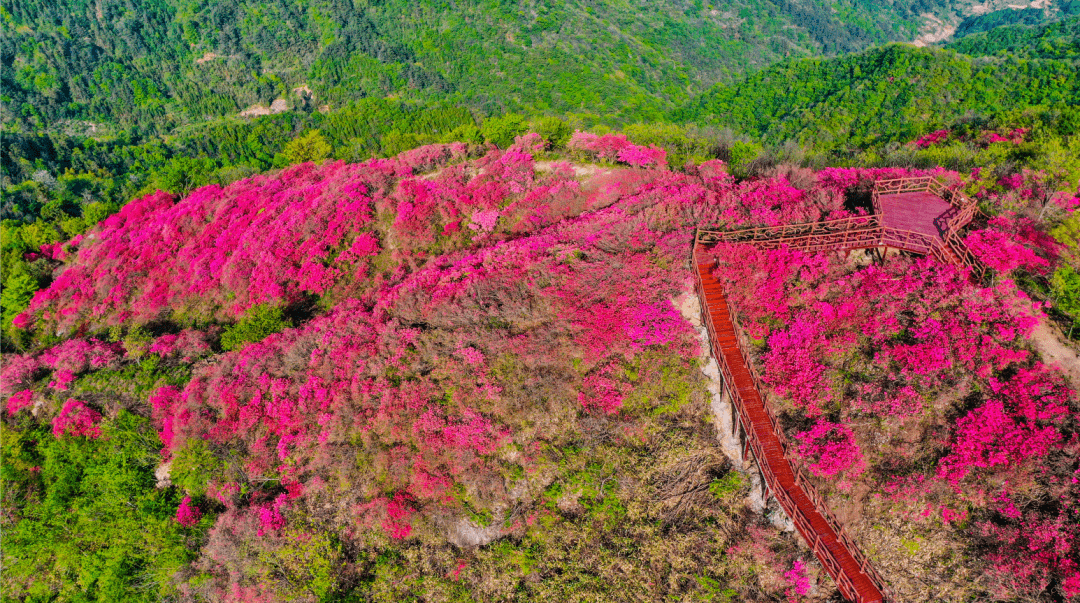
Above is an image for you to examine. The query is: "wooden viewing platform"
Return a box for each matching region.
[698,176,986,280]
[691,177,986,602]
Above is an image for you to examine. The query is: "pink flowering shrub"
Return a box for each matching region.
[982,128,1028,146]
[578,364,631,414]
[784,559,811,596]
[6,390,34,416]
[913,129,950,148]
[149,329,215,360]
[40,338,122,374]
[568,131,633,161]
[48,370,75,391]
[176,496,203,527]
[383,493,416,539]
[257,494,288,536]
[468,209,499,233]
[624,301,689,349]
[19,158,413,332]
[569,131,667,168]
[456,346,484,366]
[794,421,866,486]
[150,386,185,451]
[965,213,1059,274]
[937,367,1071,486]
[1,354,41,393]
[51,399,102,439]
[616,144,667,168]
[977,504,1080,599]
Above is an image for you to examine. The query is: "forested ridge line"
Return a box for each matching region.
[2,0,1005,132]
[674,41,1080,151]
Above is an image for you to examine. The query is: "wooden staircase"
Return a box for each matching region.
[690,177,987,601]
[695,253,888,603]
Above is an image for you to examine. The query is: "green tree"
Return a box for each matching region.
[1,413,196,602]
[379,130,433,157]
[1,271,39,326]
[283,130,332,165]
[481,113,527,148]
[1052,265,1080,337]
[156,155,217,196]
[729,140,763,174]
[532,116,573,149]
[220,303,292,351]
[442,123,483,145]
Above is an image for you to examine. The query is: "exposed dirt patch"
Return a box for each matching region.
[912,13,957,46]
[1029,319,1080,388]
[195,52,220,64]
[239,99,289,118]
[533,160,610,179]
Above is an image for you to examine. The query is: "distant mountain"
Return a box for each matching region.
[945,14,1080,59]
[0,0,1034,131]
[951,5,1078,39]
[673,43,1080,151]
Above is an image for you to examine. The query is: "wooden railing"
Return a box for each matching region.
[699,218,942,260]
[694,245,890,602]
[701,177,990,281]
[698,216,882,252]
[687,177,996,602]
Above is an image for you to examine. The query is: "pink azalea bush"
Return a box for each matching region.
[12,139,1078,599]
[569,131,667,168]
[176,496,203,527]
[6,390,34,416]
[17,146,467,334]
[913,129,950,148]
[51,399,102,439]
[784,559,811,596]
[965,213,1059,274]
[1,354,41,392]
[794,421,866,486]
[148,329,215,360]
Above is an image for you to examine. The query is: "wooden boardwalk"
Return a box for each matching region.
[695,256,887,602]
[698,176,986,280]
[877,191,951,241]
[689,177,987,601]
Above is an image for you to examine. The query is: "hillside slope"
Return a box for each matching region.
[674,43,1080,151]
[0,0,1023,131]
[945,14,1080,59]
[3,138,1079,601]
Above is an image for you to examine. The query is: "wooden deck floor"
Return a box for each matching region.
[878,191,953,241]
[696,261,885,603]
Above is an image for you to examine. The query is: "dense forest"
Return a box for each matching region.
[946,13,1080,59]
[3,0,1048,132]
[3,4,1080,603]
[674,42,1080,151]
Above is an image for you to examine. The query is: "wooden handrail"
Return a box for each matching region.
[689,178,994,601]
[695,250,889,602]
[694,243,890,602]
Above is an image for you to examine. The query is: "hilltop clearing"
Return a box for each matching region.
[3,136,1079,601]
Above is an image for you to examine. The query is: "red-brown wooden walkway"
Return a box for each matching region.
[695,255,887,602]
[690,177,985,602]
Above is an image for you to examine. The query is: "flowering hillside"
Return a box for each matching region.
[3,137,1079,602]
